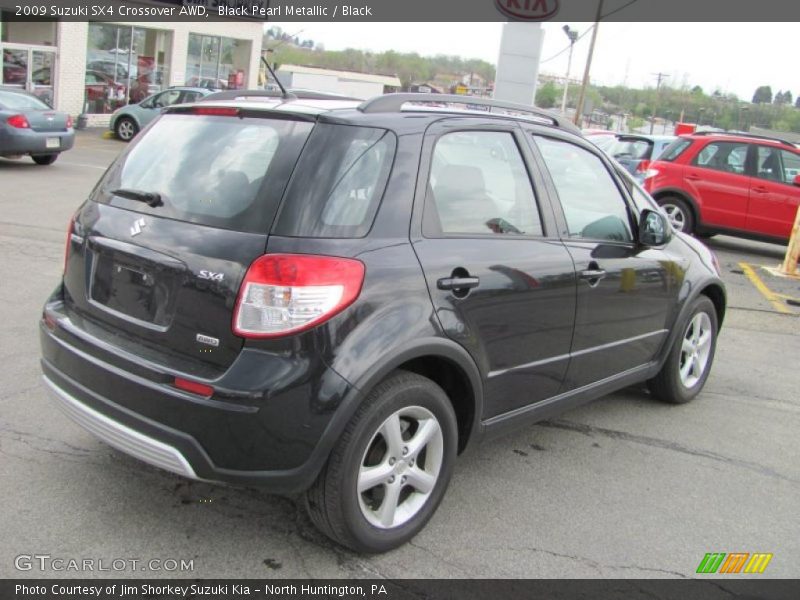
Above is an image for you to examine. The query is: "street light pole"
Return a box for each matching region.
[573,0,604,126]
[649,72,668,134]
[560,26,578,116]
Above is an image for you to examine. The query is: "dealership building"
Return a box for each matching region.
[1,15,263,124]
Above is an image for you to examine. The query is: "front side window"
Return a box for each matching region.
[535,136,633,242]
[693,141,748,175]
[425,131,543,237]
[755,146,800,185]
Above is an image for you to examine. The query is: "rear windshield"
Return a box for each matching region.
[609,137,653,160]
[657,138,692,162]
[272,123,397,238]
[0,90,50,110]
[93,113,314,233]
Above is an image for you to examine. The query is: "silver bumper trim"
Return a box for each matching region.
[42,375,198,480]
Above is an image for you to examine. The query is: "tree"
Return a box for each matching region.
[795,96,800,109]
[535,82,558,108]
[784,91,793,106]
[752,85,773,104]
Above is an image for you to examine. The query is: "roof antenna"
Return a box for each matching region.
[261,54,296,100]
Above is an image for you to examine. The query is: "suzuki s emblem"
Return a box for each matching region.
[130,218,146,236]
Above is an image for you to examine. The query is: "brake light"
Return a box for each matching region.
[63,215,75,274]
[7,114,30,129]
[66,115,73,129]
[173,377,214,397]
[191,106,240,116]
[636,159,651,173]
[233,254,365,338]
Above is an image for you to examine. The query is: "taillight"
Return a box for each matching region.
[66,115,73,129]
[233,254,365,338]
[643,168,659,180]
[7,114,30,129]
[636,159,651,173]
[63,215,75,274]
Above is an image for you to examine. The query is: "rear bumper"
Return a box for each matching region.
[39,295,359,494]
[0,127,75,155]
[43,374,198,480]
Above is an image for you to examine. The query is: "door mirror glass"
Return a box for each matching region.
[639,209,671,246]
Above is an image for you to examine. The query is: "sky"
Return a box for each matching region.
[283,22,800,101]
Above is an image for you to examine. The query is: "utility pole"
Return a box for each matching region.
[560,25,579,116]
[573,0,604,126]
[649,71,668,134]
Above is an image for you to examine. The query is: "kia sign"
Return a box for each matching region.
[495,0,559,20]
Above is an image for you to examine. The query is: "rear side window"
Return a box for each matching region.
[273,124,396,238]
[95,114,314,233]
[658,138,692,161]
[693,141,748,175]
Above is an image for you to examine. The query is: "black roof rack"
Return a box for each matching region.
[200,89,362,102]
[358,93,579,133]
[691,130,798,148]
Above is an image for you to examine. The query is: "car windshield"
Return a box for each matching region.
[0,90,50,110]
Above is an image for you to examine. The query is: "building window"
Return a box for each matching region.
[186,33,249,91]
[85,23,172,114]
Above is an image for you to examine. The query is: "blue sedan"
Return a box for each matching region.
[0,89,74,165]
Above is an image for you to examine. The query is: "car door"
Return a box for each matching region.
[411,119,577,419]
[747,145,800,239]
[529,132,684,390]
[684,140,751,229]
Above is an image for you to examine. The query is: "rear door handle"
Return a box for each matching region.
[580,269,607,280]
[437,276,480,291]
[685,173,701,181]
[752,186,769,193]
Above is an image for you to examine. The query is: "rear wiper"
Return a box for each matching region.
[110,188,163,207]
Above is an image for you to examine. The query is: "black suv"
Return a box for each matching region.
[40,93,726,553]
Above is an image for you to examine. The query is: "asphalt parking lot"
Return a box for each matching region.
[1,131,798,580]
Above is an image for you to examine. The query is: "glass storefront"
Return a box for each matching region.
[1,14,57,106]
[85,23,172,114]
[186,33,249,91]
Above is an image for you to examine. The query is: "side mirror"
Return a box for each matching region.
[639,208,671,246]
[793,174,800,187]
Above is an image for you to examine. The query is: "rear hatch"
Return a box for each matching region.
[63,107,314,371]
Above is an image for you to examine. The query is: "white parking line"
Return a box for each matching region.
[58,161,108,170]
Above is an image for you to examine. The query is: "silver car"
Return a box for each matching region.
[109,87,211,141]
[0,89,75,165]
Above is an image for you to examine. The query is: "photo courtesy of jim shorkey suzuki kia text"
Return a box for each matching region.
[14,584,388,596]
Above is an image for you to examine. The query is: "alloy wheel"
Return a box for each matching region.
[117,120,135,141]
[662,203,686,231]
[357,406,443,529]
[679,312,713,388]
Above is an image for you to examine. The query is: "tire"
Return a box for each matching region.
[305,370,458,553]
[115,117,138,142]
[32,154,58,165]
[657,196,695,234]
[648,295,718,404]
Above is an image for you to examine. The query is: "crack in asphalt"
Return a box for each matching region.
[537,419,798,486]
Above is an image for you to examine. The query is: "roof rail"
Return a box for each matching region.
[358,93,579,132]
[692,130,798,148]
[201,89,362,102]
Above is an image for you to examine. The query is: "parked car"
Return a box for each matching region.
[0,88,74,165]
[643,131,800,241]
[109,87,211,141]
[607,134,676,182]
[40,93,726,553]
[186,76,229,91]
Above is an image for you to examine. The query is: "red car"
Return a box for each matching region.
[643,132,800,242]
